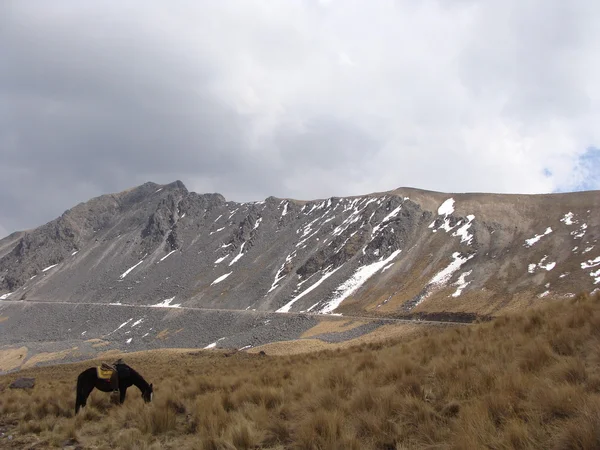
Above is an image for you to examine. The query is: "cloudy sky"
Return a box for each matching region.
[2,0,599,238]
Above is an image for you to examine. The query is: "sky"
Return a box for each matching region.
[1,0,600,238]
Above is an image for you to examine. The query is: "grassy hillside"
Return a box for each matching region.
[1,293,599,449]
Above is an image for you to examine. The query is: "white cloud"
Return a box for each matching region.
[1,0,600,233]
[139,1,600,196]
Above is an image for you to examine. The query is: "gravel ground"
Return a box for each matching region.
[0,301,390,373]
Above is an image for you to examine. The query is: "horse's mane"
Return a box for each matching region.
[114,361,150,390]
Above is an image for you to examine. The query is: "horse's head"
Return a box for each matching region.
[142,383,153,403]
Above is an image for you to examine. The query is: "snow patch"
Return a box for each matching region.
[333,200,373,237]
[211,272,232,286]
[210,227,225,235]
[214,255,229,264]
[372,205,402,235]
[540,261,556,271]
[428,198,462,233]
[382,263,394,273]
[437,198,455,216]
[42,264,58,272]
[229,242,246,266]
[126,338,133,344]
[408,253,475,308]
[277,266,342,313]
[160,250,177,262]
[429,252,474,289]
[581,256,600,269]
[120,260,143,279]
[524,227,553,247]
[110,318,133,334]
[452,270,472,297]
[452,215,475,245]
[529,256,556,273]
[560,212,575,225]
[204,337,225,349]
[0,292,12,300]
[71,251,79,256]
[132,318,144,327]
[571,223,587,239]
[151,297,181,308]
[269,252,296,293]
[320,250,402,314]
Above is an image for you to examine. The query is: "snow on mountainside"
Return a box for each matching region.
[0,181,599,317]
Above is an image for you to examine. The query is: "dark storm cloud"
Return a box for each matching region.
[0,2,282,233]
[0,1,382,235]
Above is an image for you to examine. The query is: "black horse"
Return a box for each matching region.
[75,360,153,414]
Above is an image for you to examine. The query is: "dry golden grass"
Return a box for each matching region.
[0,346,27,372]
[300,318,369,338]
[1,292,600,449]
[86,338,110,348]
[250,323,425,355]
[21,347,79,370]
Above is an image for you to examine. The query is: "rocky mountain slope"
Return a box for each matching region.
[0,181,598,370]
[1,180,599,314]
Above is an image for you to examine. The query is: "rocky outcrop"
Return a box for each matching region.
[9,377,35,389]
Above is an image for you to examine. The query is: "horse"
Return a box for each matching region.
[75,360,153,414]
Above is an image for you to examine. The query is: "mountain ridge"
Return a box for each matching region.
[1,180,598,314]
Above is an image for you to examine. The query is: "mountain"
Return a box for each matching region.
[0,181,598,370]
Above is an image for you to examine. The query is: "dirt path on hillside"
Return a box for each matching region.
[0,299,471,326]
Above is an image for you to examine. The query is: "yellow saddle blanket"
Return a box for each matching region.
[97,363,116,381]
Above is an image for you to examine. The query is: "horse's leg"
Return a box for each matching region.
[76,375,87,414]
[119,386,128,404]
[76,381,95,414]
[79,383,94,414]
[75,379,83,414]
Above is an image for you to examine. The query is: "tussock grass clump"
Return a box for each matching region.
[1,292,600,449]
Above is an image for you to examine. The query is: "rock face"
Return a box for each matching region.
[0,181,598,318]
[9,377,35,389]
